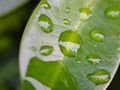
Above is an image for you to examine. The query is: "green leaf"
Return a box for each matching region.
[19,0,120,90]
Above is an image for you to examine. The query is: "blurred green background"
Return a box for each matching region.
[0,0,119,90]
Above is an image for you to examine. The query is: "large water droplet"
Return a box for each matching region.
[59,30,81,57]
[105,8,120,19]
[87,70,111,85]
[79,8,92,21]
[40,0,51,9]
[38,14,53,33]
[40,45,54,56]
[91,29,104,42]
[66,7,70,13]
[63,18,71,25]
[87,54,101,64]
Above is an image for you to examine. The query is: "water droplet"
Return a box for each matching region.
[63,18,71,25]
[111,0,118,2]
[87,69,111,85]
[77,60,81,64]
[31,47,37,52]
[79,8,92,21]
[66,7,70,13]
[59,30,81,57]
[118,34,120,39]
[40,45,54,56]
[117,46,120,52]
[40,0,51,9]
[105,8,120,19]
[38,14,53,33]
[94,44,97,47]
[91,29,104,42]
[87,54,101,64]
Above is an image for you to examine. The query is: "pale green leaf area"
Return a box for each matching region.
[19,0,120,90]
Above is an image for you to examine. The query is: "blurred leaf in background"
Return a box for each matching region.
[0,0,40,90]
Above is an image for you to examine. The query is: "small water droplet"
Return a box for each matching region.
[94,44,97,47]
[118,34,120,39]
[63,18,71,25]
[59,30,81,57]
[31,47,37,52]
[38,14,53,33]
[40,45,54,56]
[105,8,120,19]
[79,8,92,21]
[77,60,81,64]
[87,54,101,64]
[40,0,51,9]
[87,69,111,85]
[111,0,118,2]
[117,46,120,52]
[91,29,104,42]
[66,7,70,13]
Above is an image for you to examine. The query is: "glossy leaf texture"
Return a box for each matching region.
[19,0,120,90]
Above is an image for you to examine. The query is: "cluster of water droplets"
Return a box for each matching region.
[29,0,120,87]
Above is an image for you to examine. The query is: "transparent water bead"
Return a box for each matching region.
[31,46,37,52]
[40,0,51,9]
[111,0,118,2]
[59,30,81,57]
[40,45,54,56]
[91,29,104,42]
[66,7,70,13]
[87,54,101,64]
[79,8,92,21]
[87,69,111,85]
[105,8,120,19]
[63,18,71,25]
[38,14,53,33]
[118,34,120,39]
[117,46,120,52]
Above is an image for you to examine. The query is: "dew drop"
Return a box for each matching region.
[117,46,120,52]
[63,18,71,25]
[38,14,53,33]
[77,60,81,64]
[79,8,92,21]
[91,29,104,42]
[111,0,118,1]
[40,45,54,56]
[40,0,51,9]
[105,8,120,19]
[118,34,120,39]
[31,47,37,52]
[87,69,111,85]
[87,54,101,64]
[59,30,81,57]
[66,7,70,13]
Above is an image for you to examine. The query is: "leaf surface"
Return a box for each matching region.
[19,0,120,90]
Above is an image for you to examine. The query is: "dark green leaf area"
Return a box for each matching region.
[24,80,36,90]
[26,57,79,90]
